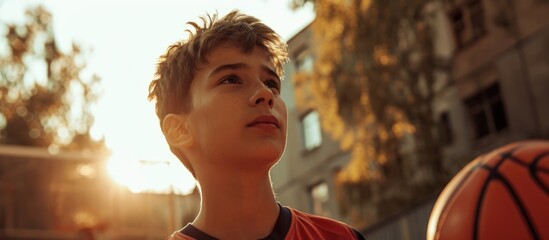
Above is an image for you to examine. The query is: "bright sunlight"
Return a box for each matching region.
[107,150,196,195]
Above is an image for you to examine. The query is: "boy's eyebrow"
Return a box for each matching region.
[261,65,281,81]
[210,63,280,80]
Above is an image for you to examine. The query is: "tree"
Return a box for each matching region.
[291,0,451,224]
[0,5,106,153]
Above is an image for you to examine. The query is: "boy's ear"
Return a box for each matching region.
[162,114,194,148]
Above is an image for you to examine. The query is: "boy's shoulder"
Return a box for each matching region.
[287,207,365,240]
[165,206,364,240]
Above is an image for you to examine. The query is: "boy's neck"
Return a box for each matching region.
[192,171,279,239]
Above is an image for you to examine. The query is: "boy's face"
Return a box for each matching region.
[184,44,287,172]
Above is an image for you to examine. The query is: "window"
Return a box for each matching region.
[309,181,332,217]
[469,0,485,37]
[294,47,314,73]
[296,55,313,73]
[439,112,454,145]
[465,83,508,139]
[302,111,322,151]
[449,0,486,48]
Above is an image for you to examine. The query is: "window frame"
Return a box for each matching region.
[294,46,314,73]
[308,181,332,218]
[448,0,487,49]
[438,111,454,146]
[464,83,508,140]
[300,110,323,154]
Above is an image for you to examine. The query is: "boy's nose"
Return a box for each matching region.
[250,84,274,108]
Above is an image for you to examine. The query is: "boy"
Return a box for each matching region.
[148,10,365,240]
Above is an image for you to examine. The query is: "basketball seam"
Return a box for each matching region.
[472,147,519,240]
[474,147,516,240]
[476,147,540,240]
[530,151,549,195]
[492,171,540,240]
[475,165,494,240]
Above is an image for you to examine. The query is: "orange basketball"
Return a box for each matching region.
[427,140,549,240]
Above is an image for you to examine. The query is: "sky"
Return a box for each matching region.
[0,0,315,194]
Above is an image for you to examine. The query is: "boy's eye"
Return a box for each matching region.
[219,74,242,85]
[264,80,281,94]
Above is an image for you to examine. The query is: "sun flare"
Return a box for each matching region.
[106,151,196,195]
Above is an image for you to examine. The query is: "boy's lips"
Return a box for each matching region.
[246,115,280,128]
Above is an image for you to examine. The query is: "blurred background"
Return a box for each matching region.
[1,0,548,239]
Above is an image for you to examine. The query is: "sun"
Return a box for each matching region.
[106,150,196,195]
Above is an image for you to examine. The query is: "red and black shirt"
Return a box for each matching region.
[166,204,365,240]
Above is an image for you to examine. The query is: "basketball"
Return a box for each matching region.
[427,140,549,240]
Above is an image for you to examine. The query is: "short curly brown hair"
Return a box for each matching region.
[148,10,288,121]
[148,10,288,177]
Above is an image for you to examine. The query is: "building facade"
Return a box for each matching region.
[271,0,549,238]
[438,0,549,168]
